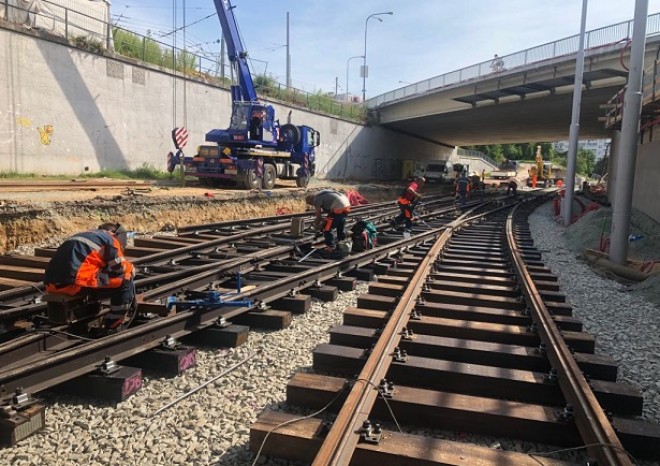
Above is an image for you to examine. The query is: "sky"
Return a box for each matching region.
[108,0,660,99]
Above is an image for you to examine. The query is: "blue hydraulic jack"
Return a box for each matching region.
[166,273,254,311]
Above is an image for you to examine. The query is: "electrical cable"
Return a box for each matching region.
[28,328,96,342]
[249,376,403,466]
[527,442,639,466]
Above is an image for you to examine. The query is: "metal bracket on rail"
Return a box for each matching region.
[213,316,230,328]
[555,405,575,423]
[362,344,375,358]
[400,327,415,341]
[392,347,408,363]
[316,418,335,438]
[161,334,180,351]
[544,368,558,384]
[377,379,395,399]
[99,356,120,375]
[535,343,547,356]
[359,420,383,445]
[410,309,423,320]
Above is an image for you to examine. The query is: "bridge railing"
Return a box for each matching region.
[368,13,660,108]
[456,148,498,169]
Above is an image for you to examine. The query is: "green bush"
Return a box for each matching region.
[79,164,170,180]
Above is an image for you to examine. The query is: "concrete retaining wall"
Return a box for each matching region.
[0,24,449,181]
[608,130,660,223]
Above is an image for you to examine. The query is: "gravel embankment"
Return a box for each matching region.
[529,204,660,427]
[1,201,659,465]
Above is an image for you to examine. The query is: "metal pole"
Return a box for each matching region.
[562,0,588,226]
[286,12,291,89]
[346,55,363,103]
[362,12,392,103]
[150,351,258,417]
[362,17,369,103]
[346,59,350,103]
[609,0,649,264]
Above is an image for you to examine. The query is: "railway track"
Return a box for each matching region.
[0,191,478,446]
[249,197,660,466]
[0,180,155,192]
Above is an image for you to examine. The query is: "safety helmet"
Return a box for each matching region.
[416,176,426,184]
[98,222,128,250]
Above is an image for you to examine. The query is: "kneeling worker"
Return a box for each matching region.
[44,223,135,330]
[306,190,351,250]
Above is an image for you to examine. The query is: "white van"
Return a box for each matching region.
[413,161,453,183]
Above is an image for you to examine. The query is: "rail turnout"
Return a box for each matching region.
[1,192,659,466]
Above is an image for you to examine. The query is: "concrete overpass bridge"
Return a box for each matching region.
[367,13,660,146]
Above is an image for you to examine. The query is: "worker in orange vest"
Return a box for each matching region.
[392,177,425,234]
[44,223,135,331]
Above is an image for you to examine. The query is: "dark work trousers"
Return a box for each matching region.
[394,203,415,231]
[323,211,348,247]
[106,278,135,311]
[457,190,468,205]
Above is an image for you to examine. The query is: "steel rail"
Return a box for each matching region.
[0,197,458,310]
[506,202,631,465]
[175,192,455,233]
[0,246,295,368]
[0,210,461,402]
[310,202,511,465]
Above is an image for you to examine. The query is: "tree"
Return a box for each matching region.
[576,148,596,175]
[593,156,608,179]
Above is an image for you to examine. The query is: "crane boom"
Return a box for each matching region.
[167,0,320,190]
[212,0,257,102]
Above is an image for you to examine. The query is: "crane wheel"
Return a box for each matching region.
[263,164,276,189]
[241,169,262,189]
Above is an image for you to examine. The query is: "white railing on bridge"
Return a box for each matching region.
[456,148,498,169]
[367,13,660,108]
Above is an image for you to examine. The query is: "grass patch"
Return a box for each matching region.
[0,165,172,181]
[0,171,39,179]
[78,164,171,180]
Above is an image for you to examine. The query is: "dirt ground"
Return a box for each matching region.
[0,178,408,254]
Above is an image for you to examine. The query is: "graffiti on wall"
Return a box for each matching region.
[0,112,54,146]
[38,125,54,145]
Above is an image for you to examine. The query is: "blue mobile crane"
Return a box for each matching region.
[167,0,320,189]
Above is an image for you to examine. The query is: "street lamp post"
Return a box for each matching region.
[362,11,393,102]
[346,55,364,103]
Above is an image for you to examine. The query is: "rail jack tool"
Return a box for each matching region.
[165,273,254,311]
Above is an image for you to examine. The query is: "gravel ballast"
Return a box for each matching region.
[0,201,659,465]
